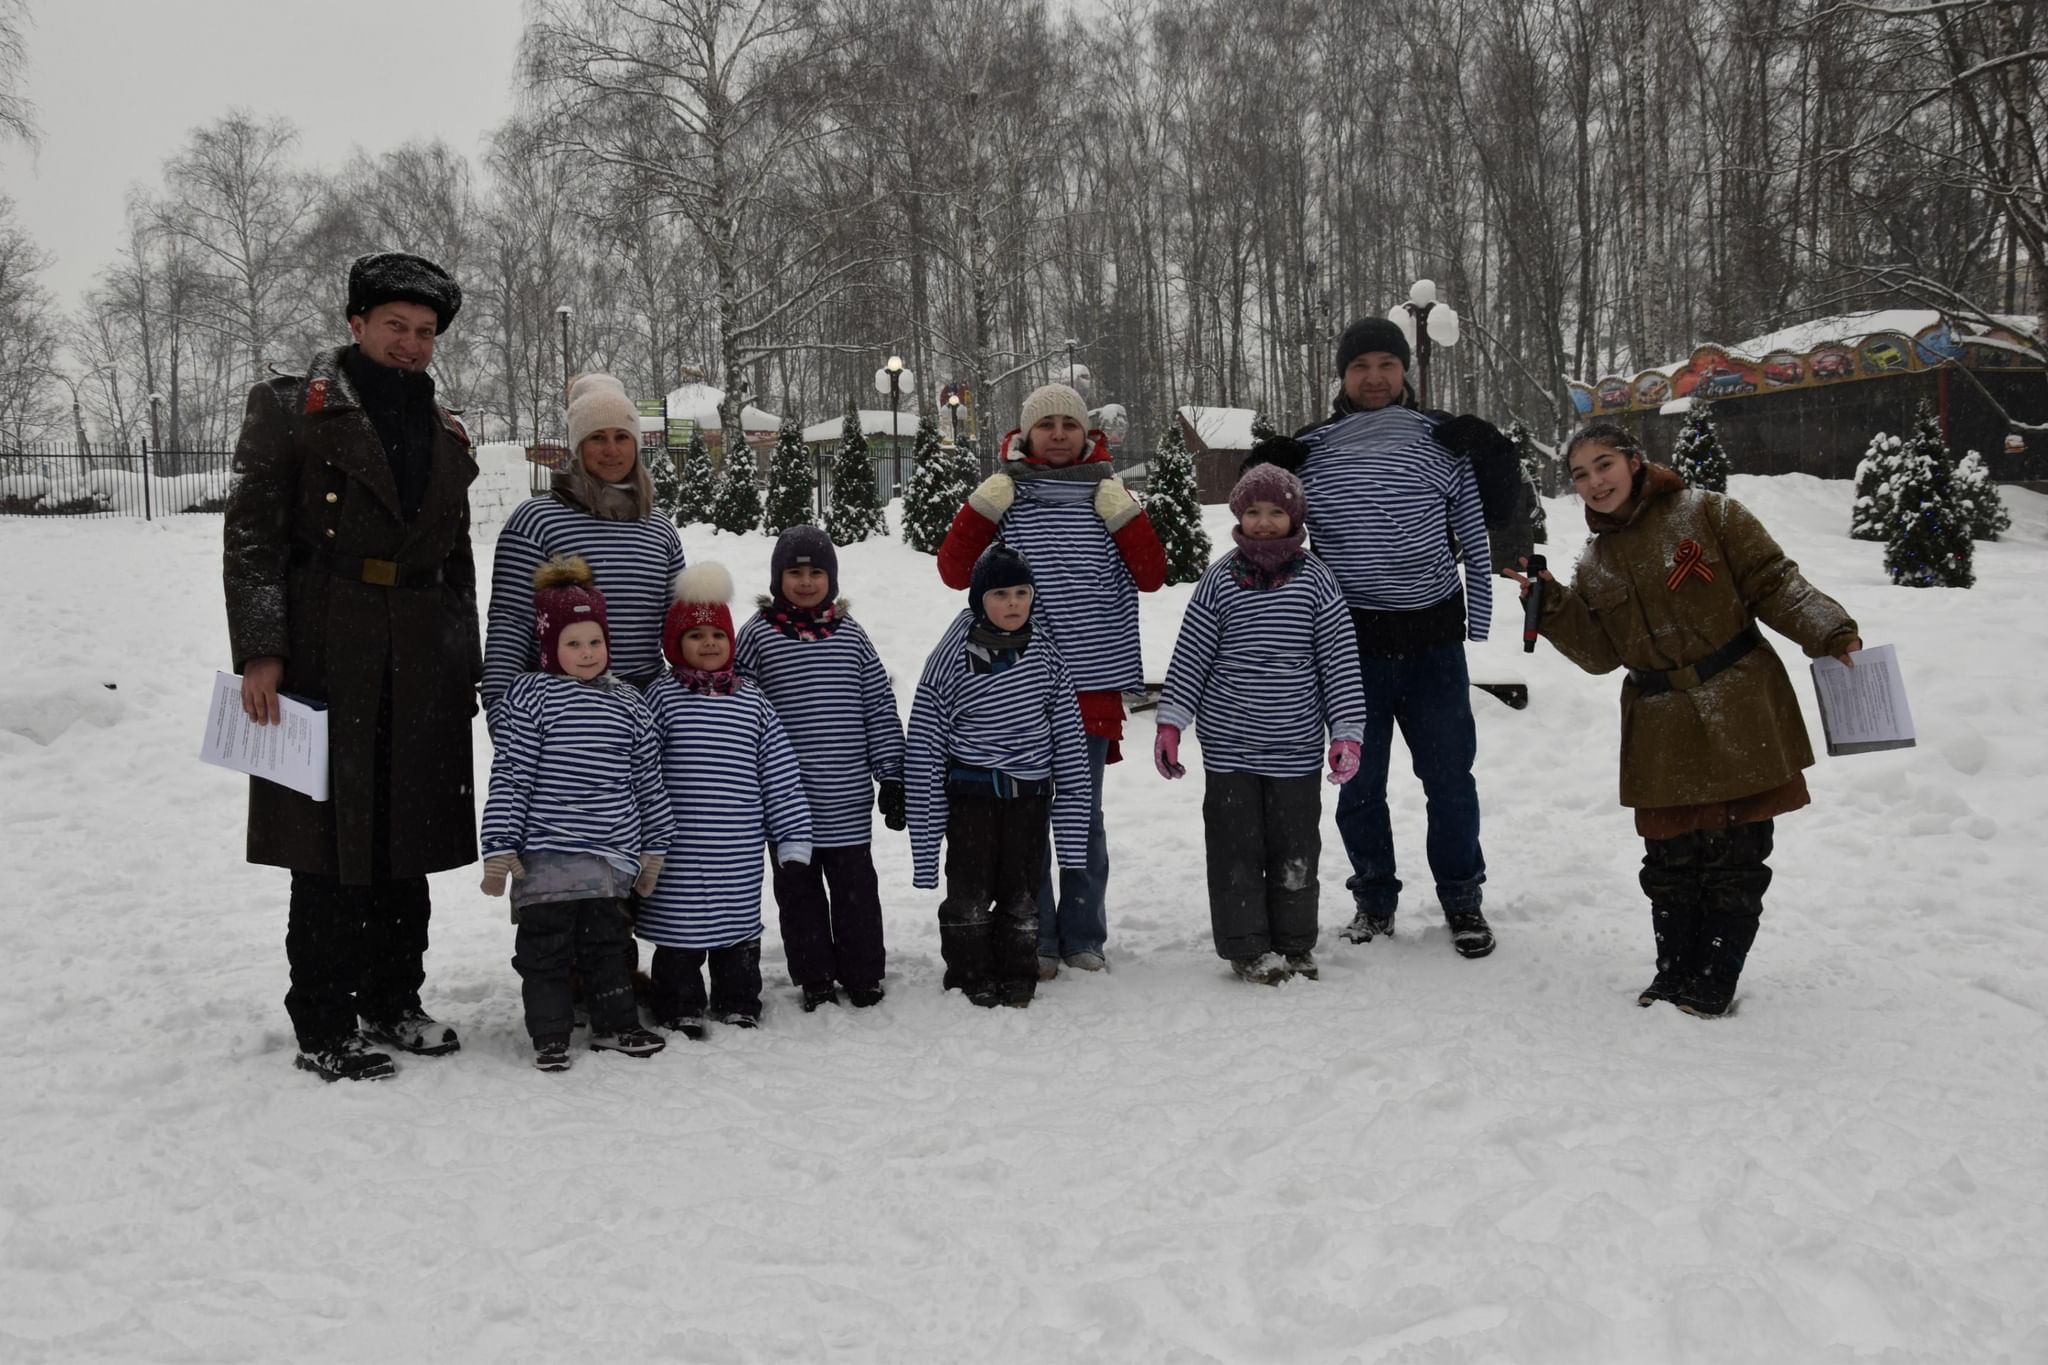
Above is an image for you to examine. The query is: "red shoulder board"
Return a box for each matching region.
[303,377,329,414]
[440,409,470,446]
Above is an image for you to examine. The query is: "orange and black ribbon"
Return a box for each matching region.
[1666,538,1713,591]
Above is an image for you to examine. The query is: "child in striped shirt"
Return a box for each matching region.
[936,383,1166,978]
[479,556,673,1071]
[906,544,1093,1009]
[735,527,906,1012]
[640,562,813,1037]
[1154,466,1368,985]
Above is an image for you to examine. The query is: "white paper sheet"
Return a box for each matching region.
[198,671,331,800]
[1810,644,1916,757]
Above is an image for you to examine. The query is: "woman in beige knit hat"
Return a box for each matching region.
[482,371,688,724]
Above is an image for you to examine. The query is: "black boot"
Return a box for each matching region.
[1674,822,1772,1018]
[1638,901,1702,1007]
[1676,913,1761,1017]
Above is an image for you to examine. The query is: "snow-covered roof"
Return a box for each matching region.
[662,382,780,433]
[799,409,923,445]
[1648,311,2039,377]
[1178,405,1260,451]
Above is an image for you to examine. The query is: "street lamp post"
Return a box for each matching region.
[56,374,90,452]
[875,354,913,498]
[1388,279,1460,410]
[555,305,573,444]
[148,391,164,450]
[1064,336,1077,385]
[945,391,963,448]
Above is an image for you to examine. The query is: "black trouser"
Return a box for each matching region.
[285,871,430,1049]
[513,898,638,1042]
[772,844,886,991]
[938,793,1048,1000]
[1203,771,1323,960]
[648,940,763,1022]
[1639,820,1773,980]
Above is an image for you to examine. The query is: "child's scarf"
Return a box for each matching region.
[1229,525,1307,590]
[762,596,845,641]
[673,662,741,695]
[966,620,1032,675]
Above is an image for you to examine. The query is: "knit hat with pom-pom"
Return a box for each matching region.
[663,562,736,667]
[1229,462,1306,533]
[533,554,610,674]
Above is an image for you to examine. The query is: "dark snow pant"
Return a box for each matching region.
[940,793,1048,1003]
[1640,820,1773,995]
[513,898,639,1043]
[1203,771,1323,961]
[285,871,430,1049]
[772,844,886,992]
[649,939,763,1024]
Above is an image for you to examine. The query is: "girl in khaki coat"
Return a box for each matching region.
[1509,423,1860,1017]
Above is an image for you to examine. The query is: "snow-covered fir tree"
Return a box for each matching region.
[1850,431,1904,541]
[901,417,976,554]
[709,439,762,535]
[1250,412,1279,445]
[1883,406,1974,589]
[760,414,815,534]
[673,430,716,526]
[1508,419,1548,545]
[1952,449,2012,541]
[1670,403,1729,492]
[647,441,681,521]
[1147,418,1211,584]
[826,402,888,544]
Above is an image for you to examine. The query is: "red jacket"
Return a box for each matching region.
[935,428,1168,592]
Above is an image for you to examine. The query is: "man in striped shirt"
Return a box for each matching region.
[1251,317,1500,959]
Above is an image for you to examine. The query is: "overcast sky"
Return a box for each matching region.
[1,0,523,309]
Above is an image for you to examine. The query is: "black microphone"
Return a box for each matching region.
[1521,553,1547,654]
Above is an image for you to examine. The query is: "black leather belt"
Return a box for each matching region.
[1628,623,1762,695]
[292,544,444,589]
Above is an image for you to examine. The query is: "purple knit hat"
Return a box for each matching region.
[1230,463,1306,532]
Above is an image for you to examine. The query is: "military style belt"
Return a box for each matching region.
[291,544,444,590]
[1627,623,1762,695]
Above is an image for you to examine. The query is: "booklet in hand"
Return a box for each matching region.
[1810,644,1915,757]
[198,671,331,800]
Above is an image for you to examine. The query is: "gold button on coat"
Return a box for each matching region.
[325,492,338,503]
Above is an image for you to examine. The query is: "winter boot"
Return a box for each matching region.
[590,1026,667,1057]
[1037,955,1062,981]
[844,983,886,1008]
[295,1032,397,1083]
[1638,901,1703,1007]
[1284,951,1320,981]
[801,984,841,1013]
[1445,907,1495,959]
[1340,909,1395,944]
[1677,912,1761,1018]
[658,1014,708,1041]
[361,1008,461,1057]
[1231,953,1290,986]
[533,1036,573,1073]
[1063,951,1107,972]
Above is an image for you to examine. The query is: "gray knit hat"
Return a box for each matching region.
[1017,383,1089,440]
[771,524,838,603]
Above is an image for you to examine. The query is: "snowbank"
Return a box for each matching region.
[1,480,2044,1360]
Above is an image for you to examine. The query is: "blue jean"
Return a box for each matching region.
[1037,734,1110,957]
[1335,642,1486,918]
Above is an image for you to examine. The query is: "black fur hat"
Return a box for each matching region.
[346,251,462,334]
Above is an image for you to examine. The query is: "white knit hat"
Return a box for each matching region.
[567,375,640,456]
[1018,383,1088,437]
[566,372,628,405]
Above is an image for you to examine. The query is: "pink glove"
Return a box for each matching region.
[1327,739,1361,786]
[1154,724,1186,779]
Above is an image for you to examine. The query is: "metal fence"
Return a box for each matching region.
[0,445,236,519]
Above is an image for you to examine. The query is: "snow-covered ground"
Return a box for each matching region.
[2,477,2044,1363]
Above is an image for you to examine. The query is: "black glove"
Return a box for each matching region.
[1242,434,1310,474]
[877,779,907,831]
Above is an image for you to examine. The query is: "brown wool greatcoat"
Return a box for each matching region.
[222,346,482,884]
[1538,465,1859,812]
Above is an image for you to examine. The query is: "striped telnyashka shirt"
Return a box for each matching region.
[1296,405,1493,639]
[994,479,1144,692]
[1156,554,1368,777]
[904,610,1093,890]
[482,496,686,714]
[637,675,812,949]
[734,611,906,849]
[479,672,674,874]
